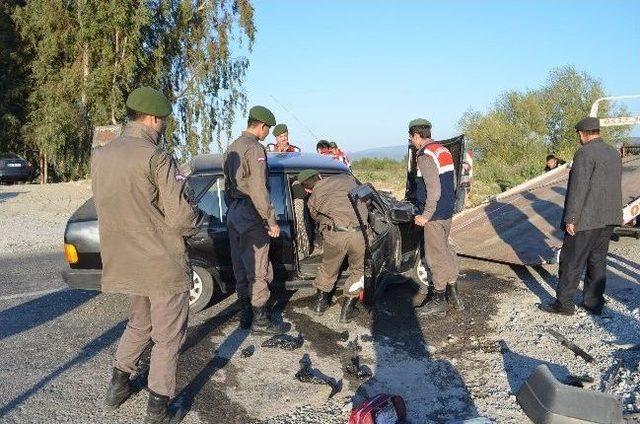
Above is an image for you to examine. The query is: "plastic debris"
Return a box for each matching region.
[295,354,342,399]
[261,333,304,351]
[240,345,255,358]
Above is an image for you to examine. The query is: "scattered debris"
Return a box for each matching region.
[295,354,342,399]
[603,360,623,393]
[546,329,594,363]
[360,334,373,342]
[261,333,304,350]
[563,374,595,388]
[343,337,372,380]
[338,330,350,342]
[240,345,255,358]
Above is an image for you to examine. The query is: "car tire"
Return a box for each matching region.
[189,265,215,313]
[408,254,430,288]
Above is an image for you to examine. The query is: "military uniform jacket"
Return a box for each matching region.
[223,132,277,230]
[307,175,368,229]
[91,122,199,297]
[563,138,623,231]
[416,142,456,221]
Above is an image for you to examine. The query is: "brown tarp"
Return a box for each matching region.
[451,155,640,265]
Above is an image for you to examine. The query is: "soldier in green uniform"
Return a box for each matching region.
[93,87,200,423]
[297,169,367,323]
[223,106,287,334]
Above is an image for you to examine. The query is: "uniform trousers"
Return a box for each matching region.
[423,218,459,291]
[314,230,365,298]
[114,291,189,397]
[556,226,614,312]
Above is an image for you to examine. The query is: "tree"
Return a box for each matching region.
[0,0,31,157]
[13,0,255,181]
[459,65,628,189]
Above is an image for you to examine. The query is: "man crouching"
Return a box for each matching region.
[297,169,368,323]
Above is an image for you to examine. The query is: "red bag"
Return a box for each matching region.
[348,394,406,424]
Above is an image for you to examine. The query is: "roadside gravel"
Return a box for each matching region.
[0,182,638,423]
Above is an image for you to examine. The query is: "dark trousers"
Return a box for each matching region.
[556,226,614,311]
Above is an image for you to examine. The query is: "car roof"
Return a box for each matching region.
[188,152,349,174]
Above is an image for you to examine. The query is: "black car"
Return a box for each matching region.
[63,148,465,313]
[0,153,35,184]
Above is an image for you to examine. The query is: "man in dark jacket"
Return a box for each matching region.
[540,117,623,316]
[92,87,200,423]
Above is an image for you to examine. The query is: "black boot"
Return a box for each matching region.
[339,297,360,323]
[312,289,332,315]
[145,390,169,424]
[239,297,252,329]
[104,368,132,411]
[412,286,429,308]
[251,306,288,335]
[446,282,465,311]
[417,290,447,317]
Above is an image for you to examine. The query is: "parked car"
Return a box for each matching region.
[0,152,35,184]
[62,153,424,313]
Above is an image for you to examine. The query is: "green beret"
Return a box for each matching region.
[328,141,338,148]
[408,118,432,129]
[297,169,319,184]
[575,117,600,132]
[249,105,276,127]
[126,87,172,118]
[273,123,288,136]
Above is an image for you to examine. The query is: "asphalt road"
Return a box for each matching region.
[1,182,639,423]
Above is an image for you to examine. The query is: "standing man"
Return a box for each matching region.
[224,106,287,334]
[92,87,200,423]
[267,123,300,152]
[297,169,367,323]
[540,117,622,316]
[409,119,464,317]
[328,141,351,168]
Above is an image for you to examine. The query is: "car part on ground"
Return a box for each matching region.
[349,393,407,424]
[260,333,304,351]
[516,364,622,424]
[294,353,342,399]
[547,329,595,363]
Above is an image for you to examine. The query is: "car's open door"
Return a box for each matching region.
[348,183,394,305]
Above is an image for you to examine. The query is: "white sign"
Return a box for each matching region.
[599,116,640,127]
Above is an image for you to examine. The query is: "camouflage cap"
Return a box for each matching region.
[408,118,432,129]
[273,123,288,136]
[249,105,276,127]
[126,87,172,118]
[297,169,319,184]
[575,117,600,132]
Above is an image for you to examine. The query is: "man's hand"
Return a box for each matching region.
[566,223,576,236]
[414,215,428,227]
[268,224,280,238]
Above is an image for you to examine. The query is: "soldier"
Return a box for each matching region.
[328,141,351,167]
[224,106,287,334]
[297,169,367,323]
[540,117,623,316]
[92,87,200,423]
[267,123,300,152]
[408,118,464,317]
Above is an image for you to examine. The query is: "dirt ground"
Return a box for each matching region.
[0,181,639,423]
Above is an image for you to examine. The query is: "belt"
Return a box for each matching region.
[326,225,365,233]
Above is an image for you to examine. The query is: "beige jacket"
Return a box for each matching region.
[91,122,199,297]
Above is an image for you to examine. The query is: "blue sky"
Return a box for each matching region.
[227,0,640,153]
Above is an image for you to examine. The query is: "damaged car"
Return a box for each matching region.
[63,143,467,313]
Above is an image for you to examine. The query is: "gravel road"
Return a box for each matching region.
[0,182,638,423]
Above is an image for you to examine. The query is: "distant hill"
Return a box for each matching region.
[348,145,407,161]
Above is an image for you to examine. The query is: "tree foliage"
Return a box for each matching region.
[0,0,31,156]
[11,0,255,180]
[459,66,629,189]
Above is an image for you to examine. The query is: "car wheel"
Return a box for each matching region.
[189,265,214,313]
[409,254,430,287]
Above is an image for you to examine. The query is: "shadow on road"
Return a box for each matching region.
[0,289,98,341]
[354,277,479,422]
[0,320,126,418]
[0,191,20,204]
